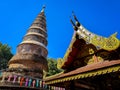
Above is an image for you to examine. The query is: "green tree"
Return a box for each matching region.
[0,43,13,70]
[47,58,63,76]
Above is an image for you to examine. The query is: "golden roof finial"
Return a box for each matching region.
[70,17,78,31]
[72,11,78,21]
[72,11,80,26]
[70,17,75,26]
[41,5,46,12]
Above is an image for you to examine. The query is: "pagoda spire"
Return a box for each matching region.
[8,7,48,79]
[41,5,45,12]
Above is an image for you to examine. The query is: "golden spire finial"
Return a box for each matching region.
[70,17,78,31]
[72,11,77,21]
[72,11,80,26]
[70,17,75,26]
[41,5,46,12]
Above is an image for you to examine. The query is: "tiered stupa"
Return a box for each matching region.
[8,6,48,79]
[0,6,48,90]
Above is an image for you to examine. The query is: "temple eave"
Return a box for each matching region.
[45,60,120,84]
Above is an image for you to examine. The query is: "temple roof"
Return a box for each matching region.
[57,15,120,69]
[44,14,120,85]
[45,60,120,84]
[71,14,120,51]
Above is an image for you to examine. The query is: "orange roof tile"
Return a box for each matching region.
[45,60,120,84]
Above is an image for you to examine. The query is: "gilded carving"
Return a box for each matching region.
[86,55,104,65]
[46,65,120,84]
[89,48,94,54]
[97,51,110,60]
[57,58,64,69]
[86,56,94,64]
[90,32,120,51]
[77,24,120,51]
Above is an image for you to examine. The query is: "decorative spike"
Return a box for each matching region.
[73,14,78,22]
[72,11,78,21]
[70,18,75,26]
[70,18,78,31]
[72,11,80,27]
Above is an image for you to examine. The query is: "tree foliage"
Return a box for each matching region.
[47,58,63,76]
[0,43,13,70]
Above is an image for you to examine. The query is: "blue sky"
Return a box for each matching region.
[0,0,120,59]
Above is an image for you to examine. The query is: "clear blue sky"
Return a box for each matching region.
[0,0,120,59]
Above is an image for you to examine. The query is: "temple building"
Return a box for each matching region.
[0,5,120,90]
[44,14,120,90]
[0,7,48,90]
